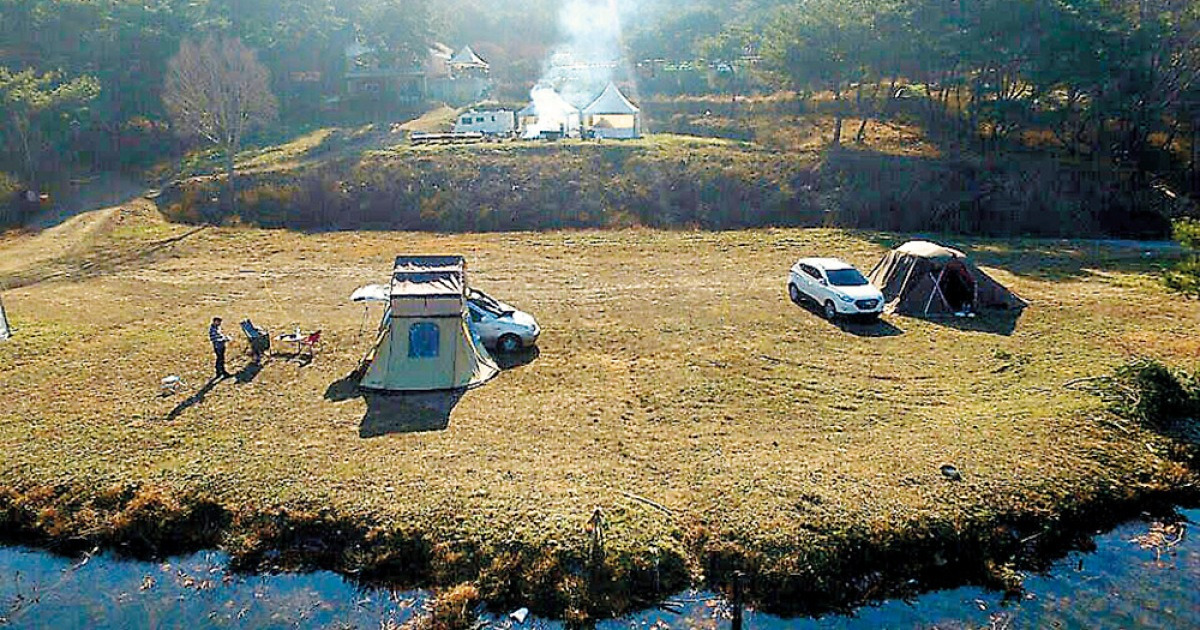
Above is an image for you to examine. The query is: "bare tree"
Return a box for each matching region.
[164,37,277,218]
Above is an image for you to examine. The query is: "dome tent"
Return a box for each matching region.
[357,256,499,392]
[867,241,1026,317]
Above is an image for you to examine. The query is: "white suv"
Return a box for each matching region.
[788,258,885,321]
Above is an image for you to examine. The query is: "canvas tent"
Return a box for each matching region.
[518,87,581,139]
[357,256,499,392]
[449,45,489,72]
[583,82,641,139]
[0,296,9,341]
[868,241,1026,316]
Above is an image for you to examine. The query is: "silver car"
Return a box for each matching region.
[468,289,541,353]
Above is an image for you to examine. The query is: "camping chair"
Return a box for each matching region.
[299,330,322,360]
[240,319,271,362]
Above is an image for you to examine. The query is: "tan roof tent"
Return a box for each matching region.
[358,256,499,392]
[868,241,1027,317]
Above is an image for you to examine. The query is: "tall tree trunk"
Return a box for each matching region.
[225,145,237,218]
[12,113,35,189]
[832,84,843,146]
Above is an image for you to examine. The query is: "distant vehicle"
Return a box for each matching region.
[468,289,540,353]
[788,258,884,321]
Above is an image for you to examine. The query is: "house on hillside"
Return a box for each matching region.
[343,42,491,106]
[430,45,492,104]
[582,82,641,139]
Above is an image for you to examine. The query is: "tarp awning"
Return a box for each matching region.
[351,284,389,303]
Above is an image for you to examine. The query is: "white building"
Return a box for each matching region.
[453,109,516,136]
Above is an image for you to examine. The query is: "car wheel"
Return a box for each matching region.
[497,334,522,354]
[788,283,802,304]
[823,300,839,321]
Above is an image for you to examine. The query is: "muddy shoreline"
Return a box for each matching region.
[2,480,1197,623]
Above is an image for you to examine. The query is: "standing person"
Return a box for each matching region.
[209,317,232,379]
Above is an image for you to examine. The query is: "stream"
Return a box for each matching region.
[1,508,1196,628]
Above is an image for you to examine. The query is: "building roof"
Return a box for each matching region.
[583,82,640,115]
[450,45,488,68]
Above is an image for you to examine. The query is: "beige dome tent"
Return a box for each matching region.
[868,241,1026,316]
[357,256,499,392]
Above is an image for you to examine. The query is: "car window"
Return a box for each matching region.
[802,265,822,280]
[469,294,505,316]
[468,306,484,323]
[827,269,869,287]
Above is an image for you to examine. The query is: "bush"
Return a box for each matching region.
[0,172,27,227]
[1165,219,1200,299]
[1107,359,1200,429]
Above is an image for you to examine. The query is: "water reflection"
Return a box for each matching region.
[1,509,1195,628]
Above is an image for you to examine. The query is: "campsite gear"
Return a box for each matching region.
[940,464,963,481]
[240,319,270,361]
[160,375,185,396]
[300,330,322,358]
[0,296,10,341]
[867,241,1026,317]
[356,256,500,392]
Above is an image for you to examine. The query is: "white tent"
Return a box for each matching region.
[449,45,489,70]
[0,296,9,341]
[357,256,498,392]
[518,87,581,138]
[583,82,641,139]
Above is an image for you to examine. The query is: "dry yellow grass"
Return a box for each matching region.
[0,202,1196,616]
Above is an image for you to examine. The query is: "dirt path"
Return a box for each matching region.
[0,205,121,278]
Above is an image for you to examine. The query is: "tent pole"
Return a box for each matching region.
[926,267,950,316]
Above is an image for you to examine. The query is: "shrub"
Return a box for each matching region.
[1106,359,1200,429]
[1165,219,1200,299]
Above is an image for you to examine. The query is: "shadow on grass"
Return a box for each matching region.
[323,371,466,437]
[358,390,466,438]
[163,376,224,422]
[493,345,540,370]
[791,297,904,338]
[234,361,263,384]
[911,309,1023,336]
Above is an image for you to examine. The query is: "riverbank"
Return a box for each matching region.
[3,506,1196,628]
[1,201,1198,620]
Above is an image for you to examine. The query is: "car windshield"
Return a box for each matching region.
[826,268,869,287]
[469,291,508,316]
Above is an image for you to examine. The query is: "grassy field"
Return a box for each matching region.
[1,201,1198,619]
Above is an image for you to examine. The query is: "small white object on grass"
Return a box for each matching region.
[160,375,184,395]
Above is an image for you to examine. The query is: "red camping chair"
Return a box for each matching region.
[300,330,322,359]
